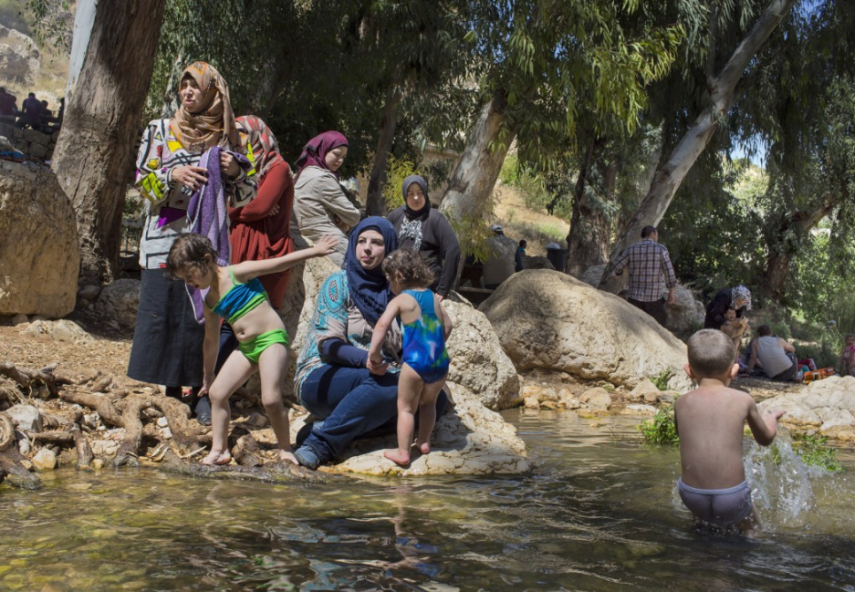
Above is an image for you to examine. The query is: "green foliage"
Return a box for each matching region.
[382,155,417,212]
[638,402,679,447]
[650,369,674,392]
[450,212,493,264]
[791,433,843,473]
[22,0,70,50]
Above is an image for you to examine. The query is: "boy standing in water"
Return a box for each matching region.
[674,329,785,532]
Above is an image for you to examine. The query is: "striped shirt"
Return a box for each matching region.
[612,239,676,302]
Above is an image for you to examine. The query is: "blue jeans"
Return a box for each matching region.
[299,364,448,462]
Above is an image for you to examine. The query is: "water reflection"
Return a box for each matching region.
[0,410,853,591]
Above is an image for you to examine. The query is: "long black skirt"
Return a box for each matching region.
[127,269,205,387]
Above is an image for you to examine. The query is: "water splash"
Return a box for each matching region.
[744,429,816,530]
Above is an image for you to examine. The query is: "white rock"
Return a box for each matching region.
[161,427,173,440]
[628,379,660,402]
[622,404,658,416]
[22,319,93,343]
[90,439,120,458]
[524,396,541,409]
[18,438,30,455]
[32,448,57,472]
[580,388,612,410]
[480,270,692,391]
[759,376,855,429]
[156,417,169,428]
[6,404,42,432]
[0,162,79,317]
[323,385,531,477]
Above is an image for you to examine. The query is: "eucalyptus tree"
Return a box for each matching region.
[51,0,167,283]
[599,0,798,291]
[437,0,684,248]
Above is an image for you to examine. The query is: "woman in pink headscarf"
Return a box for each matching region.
[292,131,361,267]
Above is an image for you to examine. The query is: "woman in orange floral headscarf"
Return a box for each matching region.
[128,61,254,426]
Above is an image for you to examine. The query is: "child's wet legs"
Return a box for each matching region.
[385,364,423,466]
[416,376,445,454]
[203,350,253,465]
[258,343,296,464]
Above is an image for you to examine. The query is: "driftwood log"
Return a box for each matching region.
[0,360,323,487]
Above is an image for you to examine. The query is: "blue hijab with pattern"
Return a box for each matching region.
[345,217,398,326]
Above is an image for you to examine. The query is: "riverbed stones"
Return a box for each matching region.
[480,270,691,391]
[628,379,660,402]
[759,376,855,440]
[580,388,612,410]
[32,448,57,471]
[6,404,42,432]
[622,404,658,416]
[0,162,79,317]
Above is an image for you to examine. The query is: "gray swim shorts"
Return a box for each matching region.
[677,479,753,527]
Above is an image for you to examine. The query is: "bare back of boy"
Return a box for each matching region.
[675,385,769,489]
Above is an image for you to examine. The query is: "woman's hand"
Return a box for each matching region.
[367,354,387,376]
[268,203,280,217]
[172,165,207,191]
[220,151,240,178]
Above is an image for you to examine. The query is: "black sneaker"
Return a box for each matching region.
[293,446,322,470]
[194,395,212,426]
[295,420,324,448]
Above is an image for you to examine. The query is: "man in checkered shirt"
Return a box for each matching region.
[611,225,676,326]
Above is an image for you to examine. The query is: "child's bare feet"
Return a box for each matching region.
[384,448,411,466]
[201,449,231,466]
[279,450,298,465]
[418,442,431,455]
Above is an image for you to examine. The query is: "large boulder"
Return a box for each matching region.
[95,279,141,330]
[0,26,40,85]
[444,299,521,410]
[665,284,705,334]
[579,264,606,287]
[480,269,691,390]
[759,376,855,440]
[0,162,79,317]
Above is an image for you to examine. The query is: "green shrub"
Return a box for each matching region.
[639,402,679,446]
[650,369,674,391]
[382,156,417,211]
[499,153,520,186]
[792,433,843,472]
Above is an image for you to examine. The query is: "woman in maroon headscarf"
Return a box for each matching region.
[292,131,361,267]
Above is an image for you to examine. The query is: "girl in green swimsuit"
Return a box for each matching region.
[167,232,337,465]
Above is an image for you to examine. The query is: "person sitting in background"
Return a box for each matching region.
[0,87,17,122]
[17,92,42,130]
[481,225,517,289]
[842,334,855,377]
[747,325,802,382]
[515,239,527,272]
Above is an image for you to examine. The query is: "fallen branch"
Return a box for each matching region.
[0,361,57,397]
[59,390,123,426]
[114,396,152,467]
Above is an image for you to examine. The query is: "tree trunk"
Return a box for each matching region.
[52,0,167,284]
[439,88,515,222]
[762,200,834,299]
[566,140,612,277]
[365,83,402,216]
[599,0,797,292]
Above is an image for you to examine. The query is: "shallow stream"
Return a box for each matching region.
[1,411,854,591]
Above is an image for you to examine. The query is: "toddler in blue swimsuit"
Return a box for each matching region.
[368,248,453,466]
[674,329,785,533]
[167,232,337,466]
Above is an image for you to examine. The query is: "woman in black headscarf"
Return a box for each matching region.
[387,175,460,300]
